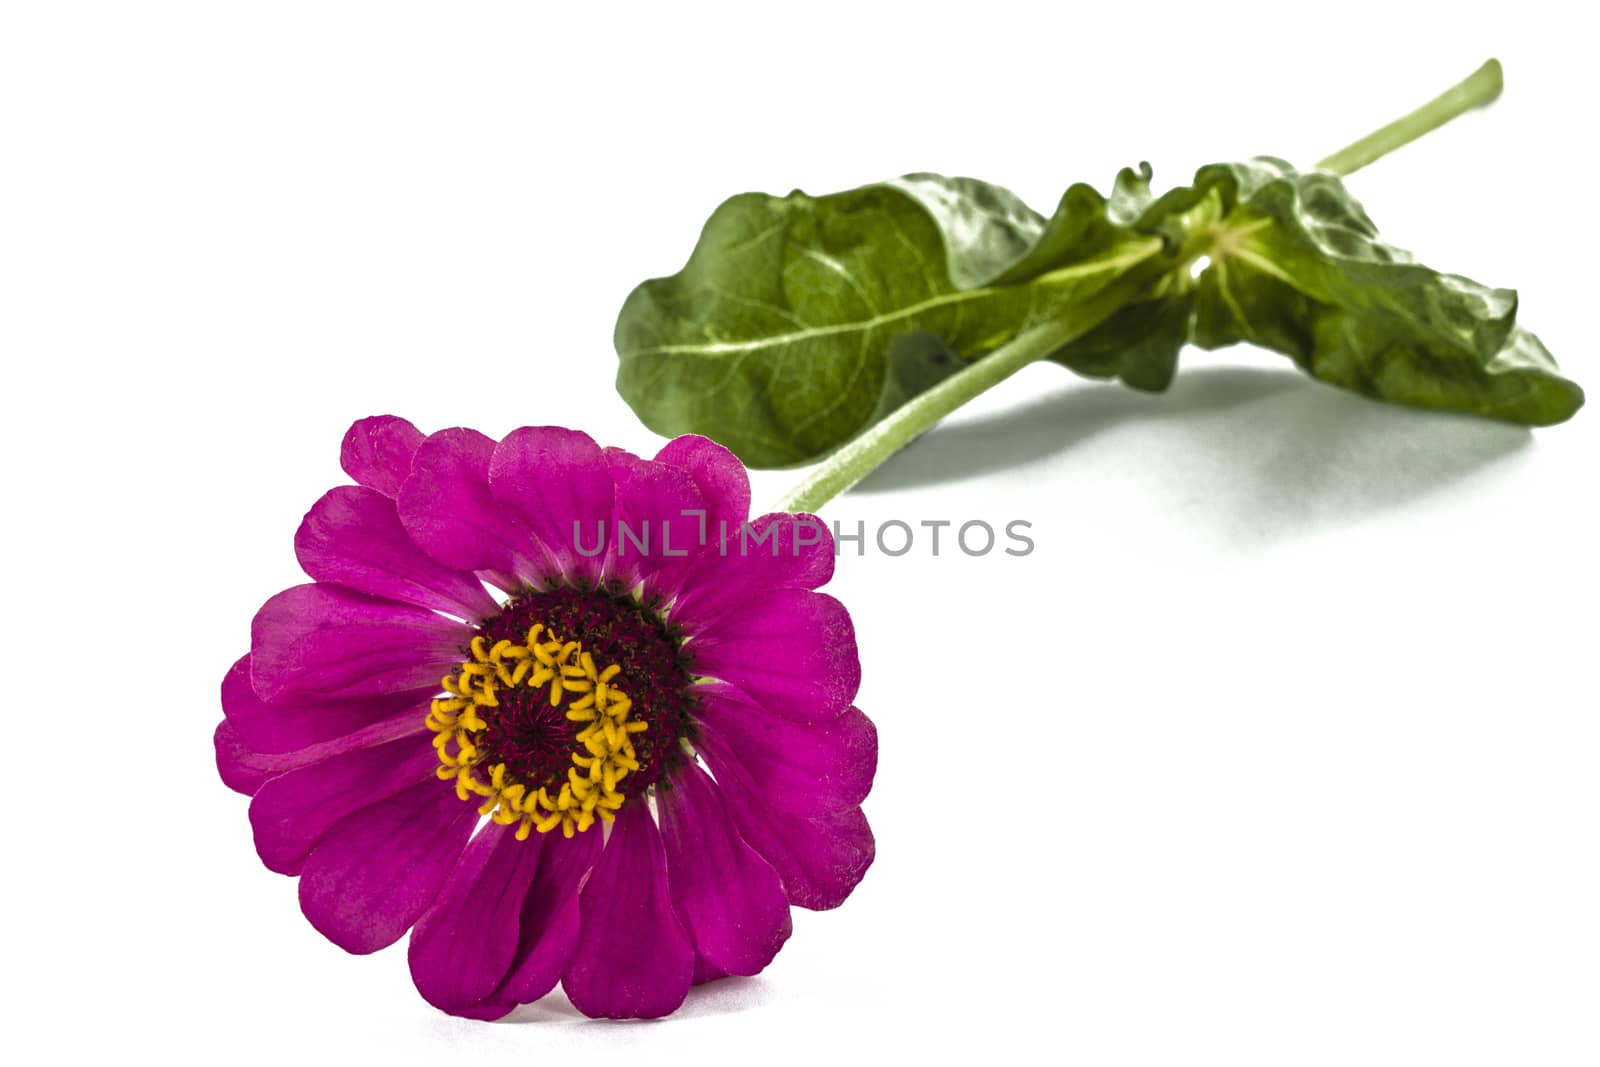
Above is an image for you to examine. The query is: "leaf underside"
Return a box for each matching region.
[615,158,1582,468]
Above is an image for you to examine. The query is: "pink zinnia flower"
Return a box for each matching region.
[215,416,876,1020]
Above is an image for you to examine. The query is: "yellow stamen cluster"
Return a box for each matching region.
[427,624,646,839]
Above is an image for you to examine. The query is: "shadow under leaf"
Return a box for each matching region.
[856,365,1532,544]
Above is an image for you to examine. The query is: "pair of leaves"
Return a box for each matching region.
[614,159,1582,468]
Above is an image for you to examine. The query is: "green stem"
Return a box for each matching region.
[774,311,1109,514]
[1316,59,1502,176]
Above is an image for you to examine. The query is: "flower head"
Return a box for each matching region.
[216,417,876,1020]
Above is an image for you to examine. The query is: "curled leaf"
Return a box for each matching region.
[1174,159,1583,425]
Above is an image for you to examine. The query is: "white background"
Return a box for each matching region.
[3,3,1596,1064]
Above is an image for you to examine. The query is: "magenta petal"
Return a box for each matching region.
[296,486,498,619]
[249,732,438,875]
[249,583,467,703]
[688,589,860,723]
[670,513,836,632]
[653,435,751,538]
[408,823,542,1015]
[216,720,311,796]
[563,803,693,1019]
[398,427,541,578]
[299,780,478,954]
[489,825,601,1008]
[702,760,875,911]
[605,448,706,600]
[216,710,425,797]
[223,655,432,754]
[487,426,614,585]
[693,687,876,818]
[659,762,792,976]
[341,415,424,499]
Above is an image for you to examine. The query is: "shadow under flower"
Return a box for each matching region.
[495,976,775,1026]
[855,364,1532,545]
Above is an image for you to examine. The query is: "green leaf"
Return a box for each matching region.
[1049,293,1193,392]
[613,181,1163,467]
[615,159,1582,468]
[1175,158,1584,426]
